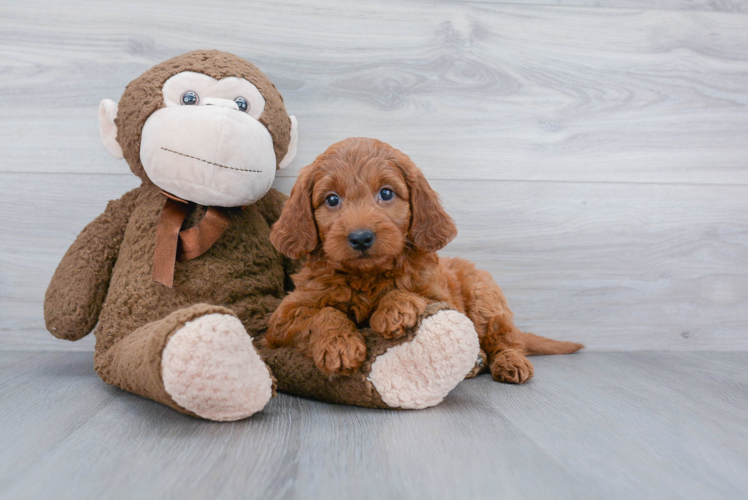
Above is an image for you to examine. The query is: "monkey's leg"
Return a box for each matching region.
[95,304,274,421]
[259,303,480,410]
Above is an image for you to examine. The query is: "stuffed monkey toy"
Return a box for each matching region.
[44,50,480,421]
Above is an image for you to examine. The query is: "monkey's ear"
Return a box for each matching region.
[278,115,298,170]
[270,163,318,259]
[98,99,124,159]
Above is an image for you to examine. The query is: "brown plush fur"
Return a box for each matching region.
[268,137,583,382]
[44,51,297,415]
[45,182,295,414]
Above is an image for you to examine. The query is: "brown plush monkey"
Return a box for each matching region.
[45,51,480,420]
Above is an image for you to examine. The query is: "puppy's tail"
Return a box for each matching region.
[520,332,584,356]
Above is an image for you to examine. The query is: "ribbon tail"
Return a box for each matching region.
[153,199,189,287]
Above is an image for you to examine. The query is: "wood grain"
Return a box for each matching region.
[1,0,747,352]
[1,0,747,184]
[1,351,746,499]
[2,173,746,351]
[465,0,748,14]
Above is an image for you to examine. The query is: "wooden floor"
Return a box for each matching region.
[0,350,745,500]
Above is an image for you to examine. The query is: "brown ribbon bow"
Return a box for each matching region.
[152,191,232,287]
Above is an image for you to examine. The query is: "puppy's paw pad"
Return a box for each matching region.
[490,351,534,384]
[313,331,367,376]
[370,298,426,339]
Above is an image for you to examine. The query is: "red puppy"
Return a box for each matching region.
[268,137,583,381]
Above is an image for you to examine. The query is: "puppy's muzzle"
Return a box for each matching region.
[348,230,375,252]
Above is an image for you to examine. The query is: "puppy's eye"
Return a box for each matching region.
[379,188,394,201]
[325,194,340,207]
[234,96,249,112]
[181,91,199,105]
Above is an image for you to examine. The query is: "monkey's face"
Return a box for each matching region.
[98,51,299,208]
[139,71,278,207]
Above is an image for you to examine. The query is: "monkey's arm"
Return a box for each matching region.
[44,188,141,341]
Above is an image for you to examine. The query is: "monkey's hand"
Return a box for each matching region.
[370,290,429,340]
[44,188,140,341]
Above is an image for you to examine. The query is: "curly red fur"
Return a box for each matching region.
[268,137,583,380]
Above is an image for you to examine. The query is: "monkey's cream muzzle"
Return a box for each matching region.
[140,102,277,207]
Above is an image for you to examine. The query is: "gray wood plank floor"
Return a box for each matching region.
[1,350,746,500]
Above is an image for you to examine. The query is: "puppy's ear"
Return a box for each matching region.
[394,152,457,252]
[270,164,319,259]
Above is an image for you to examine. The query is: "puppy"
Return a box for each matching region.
[268,137,583,381]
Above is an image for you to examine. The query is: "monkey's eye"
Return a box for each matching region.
[325,194,340,207]
[181,91,199,105]
[234,96,249,112]
[379,188,395,201]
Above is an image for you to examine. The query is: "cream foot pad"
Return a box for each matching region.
[368,310,480,409]
[162,313,273,421]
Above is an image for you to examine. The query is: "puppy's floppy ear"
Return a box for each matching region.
[271,163,319,259]
[394,152,457,252]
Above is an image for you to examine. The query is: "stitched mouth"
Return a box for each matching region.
[160,147,262,173]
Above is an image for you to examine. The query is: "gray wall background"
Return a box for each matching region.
[1,0,747,351]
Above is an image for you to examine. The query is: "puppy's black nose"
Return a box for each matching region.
[348,230,375,252]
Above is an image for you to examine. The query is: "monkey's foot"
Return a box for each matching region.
[162,313,273,421]
[368,310,480,409]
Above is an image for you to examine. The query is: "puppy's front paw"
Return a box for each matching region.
[370,295,428,339]
[312,330,367,376]
[490,351,534,384]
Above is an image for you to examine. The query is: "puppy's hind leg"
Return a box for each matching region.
[449,259,534,384]
[445,256,582,383]
[481,317,535,384]
[480,314,583,383]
